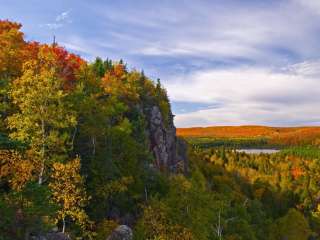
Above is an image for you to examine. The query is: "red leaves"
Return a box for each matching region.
[51,46,85,90]
[23,41,40,61]
[0,20,86,91]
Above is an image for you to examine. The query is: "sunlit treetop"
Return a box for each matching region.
[0,20,25,79]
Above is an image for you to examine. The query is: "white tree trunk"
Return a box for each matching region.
[62,217,66,233]
[38,119,46,185]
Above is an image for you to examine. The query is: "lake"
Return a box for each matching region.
[236,149,280,154]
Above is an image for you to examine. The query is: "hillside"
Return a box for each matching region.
[177,126,320,146]
[0,20,188,240]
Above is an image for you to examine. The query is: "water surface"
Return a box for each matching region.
[236,149,280,154]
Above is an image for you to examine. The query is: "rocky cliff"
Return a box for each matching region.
[147,105,187,173]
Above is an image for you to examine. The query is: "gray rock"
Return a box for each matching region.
[106,225,133,240]
[147,105,187,173]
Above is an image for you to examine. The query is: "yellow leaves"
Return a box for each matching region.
[170,175,192,192]
[50,158,86,207]
[311,204,320,219]
[95,219,118,240]
[140,202,194,240]
[8,44,78,185]
[49,157,91,232]
[100,65,140,104]
[115,118,132,135]
[0,150,35,191]
[97,176,133,198]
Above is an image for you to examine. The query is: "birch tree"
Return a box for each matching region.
[7,45,77,184]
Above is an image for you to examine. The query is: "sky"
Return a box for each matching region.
[1,0,320,127]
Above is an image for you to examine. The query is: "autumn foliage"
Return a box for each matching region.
[177,126,320,146]
[0,19,172,239]
[1,19,320,240]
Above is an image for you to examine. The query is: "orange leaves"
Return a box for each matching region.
[101,63,126,94]
[291,167,304,179]
[177,126,276,138]
[113,64,125,78]
[177,126,320,146]
[0,150,35,191]
[101,64,142,104]
[0,19,86,91]
[0,20,26,78]
[0,20,22,33]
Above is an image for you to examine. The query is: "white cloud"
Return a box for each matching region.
[109,1,319,64]
[84,1,320,127]
[175,103,320,127]
[56,11,70,22]
[293,0,320,15]
[41,10,71,30]
[166,61,320,127]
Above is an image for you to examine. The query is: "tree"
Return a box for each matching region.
[7,45,77,184]
[0,182,56,240]
[91,57,106,78]
[0,20,25,79]
[0,150,35,191]
[269,208,311,240]
[49,157,90,234]
[135,200,194,240]
[0,20,26,132]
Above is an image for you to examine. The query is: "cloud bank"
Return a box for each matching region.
[168,61,320,127]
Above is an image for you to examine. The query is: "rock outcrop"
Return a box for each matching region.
[106,225,133,240]
[147,106,187,172]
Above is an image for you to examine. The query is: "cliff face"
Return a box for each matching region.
[147,105,187,173]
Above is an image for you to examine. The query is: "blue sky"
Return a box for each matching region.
[2,0,320,127]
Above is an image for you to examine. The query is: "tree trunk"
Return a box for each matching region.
[62,217,66,233]
[92,136,96,156]
[71,125,77,150]
[144,186,148,201]
[38,159,45,185]
[38,119,46,185]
